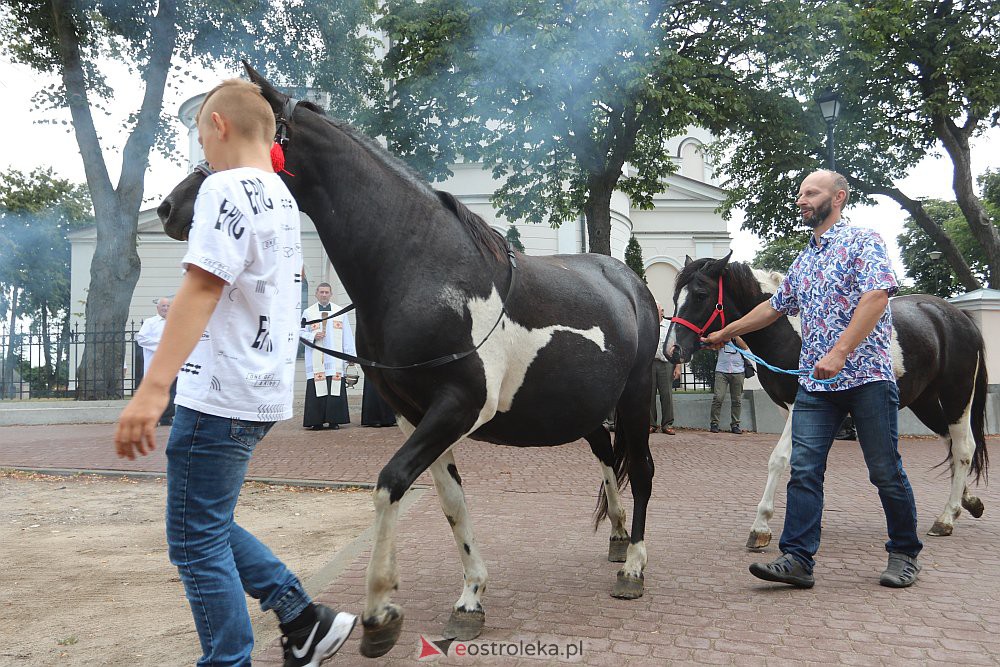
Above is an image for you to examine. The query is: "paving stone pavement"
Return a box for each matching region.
[1,420,997,666]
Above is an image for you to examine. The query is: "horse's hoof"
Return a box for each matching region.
[608,536,629,562]
[611,570,644,599]
[963,496,985,519]
[359,609,404,658]
[927,521,953,537]
[746,530,772,551]
[442,607,485,640]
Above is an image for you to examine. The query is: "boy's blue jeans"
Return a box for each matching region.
[166,406,312,667]
[779,381,923,571]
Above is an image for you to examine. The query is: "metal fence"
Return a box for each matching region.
[0,322,144,400]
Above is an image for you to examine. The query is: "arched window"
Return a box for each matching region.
[679,139,705,182]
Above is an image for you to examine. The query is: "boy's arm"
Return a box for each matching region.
[114,266,225,459]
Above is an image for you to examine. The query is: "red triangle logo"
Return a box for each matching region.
[418,635,445,659]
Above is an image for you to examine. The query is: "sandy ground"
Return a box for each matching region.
[0,470,374,666]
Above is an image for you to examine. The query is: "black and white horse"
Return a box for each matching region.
[157,65,658,657]
[666,254,989,550]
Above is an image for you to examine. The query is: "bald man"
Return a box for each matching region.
[703,169,922,590]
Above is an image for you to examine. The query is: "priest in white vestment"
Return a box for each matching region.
[300,282,356,429]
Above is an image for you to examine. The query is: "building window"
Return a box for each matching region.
[679,139,705,182]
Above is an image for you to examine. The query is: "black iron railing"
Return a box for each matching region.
[0,322,144,400]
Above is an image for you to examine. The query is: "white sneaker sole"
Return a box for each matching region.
[308,612,358,666]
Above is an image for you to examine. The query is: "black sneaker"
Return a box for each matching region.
[710,424,720,433]
[282,604,357,667]
[749,553,815,588]
[731,426,743,435]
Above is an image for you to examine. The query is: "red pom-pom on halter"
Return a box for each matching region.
[270,142,294,176]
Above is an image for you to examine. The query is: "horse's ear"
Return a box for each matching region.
[242,60,286,114]
[706,250,733,278]
[684,255,694,266]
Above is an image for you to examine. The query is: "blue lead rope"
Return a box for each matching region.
[724,342,839,385]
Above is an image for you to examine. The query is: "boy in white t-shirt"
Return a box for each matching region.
[114,79,355,667]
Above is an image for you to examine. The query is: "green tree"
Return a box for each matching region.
[0,0,378,398]
[504,225,525,252]
[0,168,92,397]
[375,0,775,255]
[751,230,811,274]
[713,0,1000,292]
[625,235,647,283]
[897,171,1000,298]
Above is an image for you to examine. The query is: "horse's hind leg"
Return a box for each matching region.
[585,428,630,562]
[929,420,977,537]
[428,450,487,640]
[747,406,793,550]
[610,382,654,600]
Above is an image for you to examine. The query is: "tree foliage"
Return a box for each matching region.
[504,225,525,253]
[0,167,92,398]
[375,0,773,255]
[897,170,1000,298]
[0,168,93,322]
[751,230,811,275]
[713,0,1000,290]
[625,235,647,283]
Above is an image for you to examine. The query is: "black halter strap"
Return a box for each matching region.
[301,243,518,371]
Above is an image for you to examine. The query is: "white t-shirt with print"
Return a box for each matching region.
[175,167,302,422]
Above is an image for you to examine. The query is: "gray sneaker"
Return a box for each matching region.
[749,553,815,588]
[880,553,920,588]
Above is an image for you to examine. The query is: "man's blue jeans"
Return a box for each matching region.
[166,406,312,667]
[780,381,922,571]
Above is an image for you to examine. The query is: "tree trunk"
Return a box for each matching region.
[583,174,617,256]
[51,0,177,399]
[933,117,1000,288]
[75,205,141,399]
[1,287,20,399]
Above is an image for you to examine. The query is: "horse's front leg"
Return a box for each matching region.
[360,406,477,658]
[928,421,976,536]
[429,450,488,640]
[747,406,793,550]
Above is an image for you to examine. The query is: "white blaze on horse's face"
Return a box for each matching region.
[454,286,607,427]
[664,287,689,361]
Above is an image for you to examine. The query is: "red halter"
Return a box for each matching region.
[670,275,726,335]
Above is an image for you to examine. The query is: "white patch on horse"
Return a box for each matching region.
[465,287,606,427]
[933,355,979,533]
[439,286,468,315]
[753,269,800,335]
[889,328,905,379]
[664,286,689,355]
[601,463,629,539]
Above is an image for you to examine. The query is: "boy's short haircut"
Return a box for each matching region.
[198,79,276,145]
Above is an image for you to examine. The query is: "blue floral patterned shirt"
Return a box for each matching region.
[769,220,899,392]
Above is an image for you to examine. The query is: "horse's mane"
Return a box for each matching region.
[297,100,508,262]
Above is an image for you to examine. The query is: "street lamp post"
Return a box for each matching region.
[815,89,842,171]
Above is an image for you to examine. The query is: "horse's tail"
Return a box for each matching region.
[593,407,632,531]
[970,337,989,484]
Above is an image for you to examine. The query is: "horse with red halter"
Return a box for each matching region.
[157,64,658,658]
[667,253,988,550]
